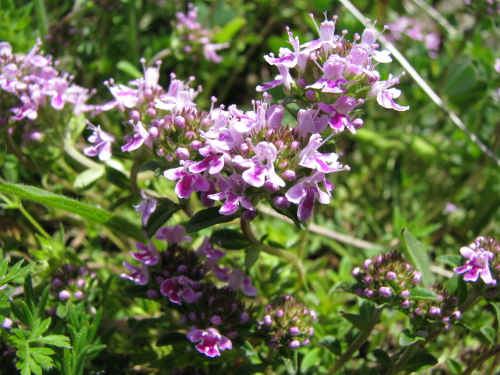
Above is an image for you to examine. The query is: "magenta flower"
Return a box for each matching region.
[121,121,152,152]
[155,224,192,244]
[163,161,211,199]
[237,142,285,188]
[298,134,346,173]
[454,246,497,286]
[187,327,232,357]
[83,123,115,161]
[129,236,159,266]
[196,237,226,260]
[134,190,158,227]
[160,276,198,305]
[285,171,334,222]
[318,96,364,134]
[207,174,255,215]
[366,73,409,111]
[228,269,258,297]
[120,261,149,285]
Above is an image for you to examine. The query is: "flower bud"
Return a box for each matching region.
[289,327,300,336]
[130,110,141,121]
[190,140,202,151]
[412,272,422,284]
[175,148,190,160]
[429,307,441,317]
[74,291,84,299]
[210,315,222,325]
[174,116,186,130]
[59,290,71,300]
[242,210,257,221]
[147,290,160,300]
[379,287,392,298]
[282,170,296,181]
[289,340,300,349]
[386,271,397,280]
[273,195,290,210]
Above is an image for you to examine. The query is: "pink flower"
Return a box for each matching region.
[83,123,115,161]
[237,142,285,188]
[208,174,255,215]
[155,224,192,244]
[164,161,211,199]
[160,276,198,305]
[134,190,157,226]
[454,245,497,286]
[129,236,159,266]
[367,73,409,111]
[228,269,258,297]
[187,327,232,357]
[121,261,149,285]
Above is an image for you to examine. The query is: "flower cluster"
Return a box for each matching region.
[351,251,423,306]
[258,14,409,117]
[0,40,97,128]
[257,294,317,349]
[406,283,460,331]
[386,16,440,58]
[175,3,229,63]
[50,264,96,301]
[454,236,500,289]
[120,225,255,357]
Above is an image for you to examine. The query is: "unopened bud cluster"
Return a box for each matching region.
[406,283,460,331]
[352,251,422,306]
[257,295,317,349]
[120,225,255,357]
[50,264,95,301]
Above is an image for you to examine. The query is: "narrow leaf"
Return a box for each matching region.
[186,206,239,233]
[0,181,144,242]
[400,228,433,286]
[156,332,189,346]
[210,228,249,250]
[408,287,441,301]
[446,358,462,374]
[145,205,180,238]
[245,244,262,270]
[36,335,72,348]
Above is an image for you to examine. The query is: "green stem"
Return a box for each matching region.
[127,0,139,63]
[240,219,307,289]
[328,307,384,374]
[461,344,500,375]
[34,0,48,46]
[4,131,36,170]
[386,342,418,375]
[19,203,51,240]
[63,143,101,169]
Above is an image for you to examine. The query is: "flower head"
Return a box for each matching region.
[187,327,232,357]
[454,239,497,286]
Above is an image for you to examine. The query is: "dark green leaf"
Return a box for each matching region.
[139,160,167,172]
[105,166,130,189]
[36,335,71,349]
[245,244,262,270]
[186,206,239,233]
[408,288,441,301]
[359,301,375,323]
[491,302,500,331]
[122,285,149,299]
[372,349,393,368]
[402,351,438,372]
[283,349,298,375]
[156,332,189,346]
[436,254,462,268]
[320,336,342,355]
[300,347,321,373]
[236,339,255,357]
[0,181,144,242]
[340,312,368,333]
[399,329,424,347]
[480,326,495,345]
[269,203,306,231]
[282,94,308,107]
[210,228,250,250]
[235,364,267,375]
[131,318,160,339]
[144,204,180,238]
[37,286,50,320]
[446,358,462,374]
[400,229,433,286]
[331,280,362,294]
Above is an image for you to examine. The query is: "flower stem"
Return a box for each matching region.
[385,342,418,375]
[240,219,307,289]
[328,307,384,374]
[19,203,51,240]
[63,143,101,169]
[461,344,500,375]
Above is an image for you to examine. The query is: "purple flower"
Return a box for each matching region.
[82,122,115,161]
[454,246,497,286]
[187,327,232,357]
[298,133,347,173]
[160,276,198,304]
[196,237,226,260]
[155,224,192,244]
[163,161,211,199]
[237,142,285,188]
[367,73,409,111]
[208,174,255,215]
[306,55,354,94]
[228,269,258,297]
[129,236,159,266]
[318,96,364,134]
[134,190,158,227]
[121,261,149,285]
[121,121,152,152]
[285,172,334,222]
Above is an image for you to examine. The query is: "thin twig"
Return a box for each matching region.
[339,0,500,167]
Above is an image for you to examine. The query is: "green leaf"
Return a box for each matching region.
[446,358,463,374]
[36,335,71,348]
[0,181,144,242]
[245,244,262,270]
[408,287,441,301]
[139,160,167,172]
[215,17,246,43]
[269,202,306,231]
[399,329,424,347]
[186,206,239,233]
[235,364,267,375]
[491,302,500,331]
[73,167,105,190]
[402,351,438,372]
[122,285,149,299]
[400,229,433,286]
[105,166,130,189]
[340,312,368,333]
[480,326,495,345]
[436,254,462,268]
[144,204,180,238]
[282,94,309,107]
[210,228,249,250]
[320,336,342,355]
[0,258,8,279]
[283,350,298,375]
[331,280,362,294]
[156,332,189,347]
[372,349,393,368]
[131,318,160,339]
[116,60,142,79]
